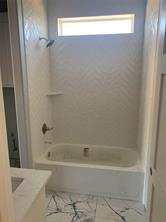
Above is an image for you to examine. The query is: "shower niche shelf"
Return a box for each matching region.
[46,91,63,96]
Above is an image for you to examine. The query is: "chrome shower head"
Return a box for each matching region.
[39,37,55,48]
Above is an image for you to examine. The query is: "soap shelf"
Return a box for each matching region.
[46,91,63,96]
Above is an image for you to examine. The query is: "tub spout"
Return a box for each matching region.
[47,152,51,158]
[83,147,89,157]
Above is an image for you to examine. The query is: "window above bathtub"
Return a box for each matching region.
[58,14,135,36]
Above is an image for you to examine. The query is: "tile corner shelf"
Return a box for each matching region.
[46,91,63,96]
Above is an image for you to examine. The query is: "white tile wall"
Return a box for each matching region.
[21,0,147,163]
[22,0,53,162]
[48,0,146,149]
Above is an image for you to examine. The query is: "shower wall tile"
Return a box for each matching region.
[22,0,53,162]
[47,0,146,149]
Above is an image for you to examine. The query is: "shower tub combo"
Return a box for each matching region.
[36,144,144,201]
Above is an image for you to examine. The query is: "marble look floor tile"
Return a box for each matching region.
[47,213,73,222]
[47,214,95,222]
[120,199,145,212]
[46,190,53,206]
[46,191,145,222]
[95,218,118,222]
[105,198,145,214]
[96,197,145,222]
[46,191,97,222]
[96,198,120,220]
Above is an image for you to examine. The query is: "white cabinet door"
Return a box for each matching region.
[0,13,13,87]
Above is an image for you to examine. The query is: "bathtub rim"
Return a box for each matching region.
[36,143,144,172]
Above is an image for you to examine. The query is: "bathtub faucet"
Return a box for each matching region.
[83,147,89,157]
[42,123,54,134]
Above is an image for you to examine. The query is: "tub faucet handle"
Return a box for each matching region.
[42,123,54,134]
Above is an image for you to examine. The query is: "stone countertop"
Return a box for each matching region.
[11,167,51,222]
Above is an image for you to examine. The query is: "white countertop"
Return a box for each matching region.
[11,167,51,222]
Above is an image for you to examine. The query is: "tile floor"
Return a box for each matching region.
[46,191,146,222]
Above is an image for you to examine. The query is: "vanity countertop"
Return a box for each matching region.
[11,167,51,222]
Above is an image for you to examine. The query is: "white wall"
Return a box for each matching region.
[47,0,146,149]
[22,0,53,162]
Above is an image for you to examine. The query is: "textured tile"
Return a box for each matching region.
[48,1,145,148]
[22,0,53,161]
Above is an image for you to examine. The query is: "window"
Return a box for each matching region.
[58,14,135,36]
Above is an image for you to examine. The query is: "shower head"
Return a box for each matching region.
[39,37,55,48]
[46,39,55,48]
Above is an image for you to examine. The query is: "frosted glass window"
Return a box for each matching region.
[58,14,135,36]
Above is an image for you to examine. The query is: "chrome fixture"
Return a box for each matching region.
[42,123,54,134]
[39,37,55,48]
[47,152,51,158]
[83,147,89,157]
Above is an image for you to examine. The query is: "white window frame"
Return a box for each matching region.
[58,14,135,36]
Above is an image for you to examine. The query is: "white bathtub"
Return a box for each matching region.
[36,143,144,201]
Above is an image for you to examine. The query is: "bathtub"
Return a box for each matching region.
[35,143,144,201]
